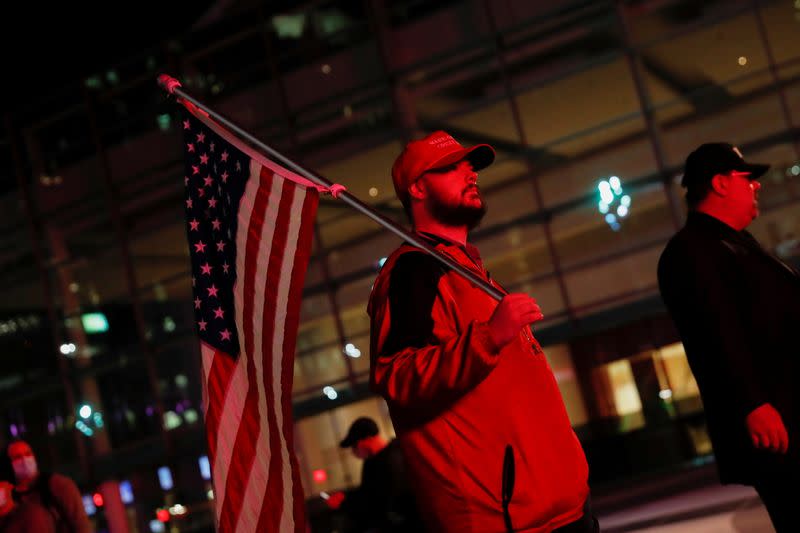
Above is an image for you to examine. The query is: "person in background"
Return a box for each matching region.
[326,417,424,532]
[1,440,90,533]
[658,143,800,533]
[0,479,56,533]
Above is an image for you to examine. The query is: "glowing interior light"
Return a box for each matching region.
[119,480,134,504]
[617,205,629,218]
[79,405,92,419]
[313,469,328,483]
[157,466,174,491]
[81,312,109,333]
[184,409,199,424]
[598,202,609,214]
[609,176,621,192]
[60,343,77,355]
[163,411,182,430]
[322,386,338,400]
[169,504,187,516]
[659,389,673,400]
[82,494,96,516]
[199,456,211,481]
[620,195,631,207]
[605,213,617,224]
[597,180,614,204]
[344,343,361,358]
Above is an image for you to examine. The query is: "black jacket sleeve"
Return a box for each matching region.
[659,239,768,417]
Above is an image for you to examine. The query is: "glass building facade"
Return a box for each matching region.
[1,0,799,530]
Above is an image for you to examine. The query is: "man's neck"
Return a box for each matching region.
[364,436,389,458]
[413,220,468,246]
[16,475,37,492]
[693,205,746,231]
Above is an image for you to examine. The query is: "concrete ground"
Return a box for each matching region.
[596,480,774,532]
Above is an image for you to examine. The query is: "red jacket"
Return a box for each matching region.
[368,233,589,533]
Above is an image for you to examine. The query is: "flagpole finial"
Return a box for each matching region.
[158,74,182,94]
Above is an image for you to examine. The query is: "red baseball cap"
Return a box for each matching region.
[391,131,495,204]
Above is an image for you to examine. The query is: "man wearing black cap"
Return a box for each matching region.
[658,143,800,532]
[326,417,423,532]
[368,131,593,532]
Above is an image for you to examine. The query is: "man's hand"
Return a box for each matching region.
[324,491,345,510]
[746,403,789,454]
[488,293,544,350]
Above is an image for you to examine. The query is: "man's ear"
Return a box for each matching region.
[709,173,729,197]
[408,178,426,201]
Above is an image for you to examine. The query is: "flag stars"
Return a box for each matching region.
[198,319,208,331]
[194,297,202,309]
[194,240,207,253]
[207,285,219,298]
[187,143,195,153]
[208,197,218,208]
[200,153,209,165]
[189,219,200,231]
[222,262,230,274]
[220,329,232,341]
[200,263,213,275]
[216,240,226,252]
[184,176,189,186]
[210,141,215,152]
[221,151,229,162]
[204,175,213,187]
[221,171,229,183]
[183,119,191,130]
[235,161,242,171]
[197,187,205,197]
[196,132,205,143]
[212,219,221,231]
[213,307,225,319]
[186,198,193,209]
[192,165,200,175]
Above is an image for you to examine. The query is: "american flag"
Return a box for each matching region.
[182,108,317,532]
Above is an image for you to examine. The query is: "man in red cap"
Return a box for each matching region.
[367,131,594,532]
[658,143,800,533]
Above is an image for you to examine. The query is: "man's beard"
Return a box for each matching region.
[428,196,487,231]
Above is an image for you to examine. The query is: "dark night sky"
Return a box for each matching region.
[3,1,219,106]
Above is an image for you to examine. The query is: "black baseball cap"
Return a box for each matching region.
[339,417,379,448]
[681,143,770,188]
